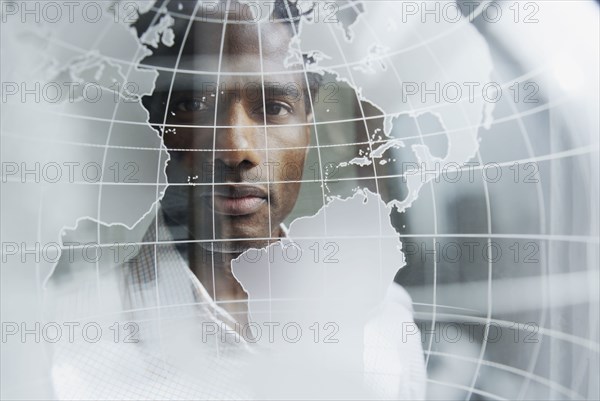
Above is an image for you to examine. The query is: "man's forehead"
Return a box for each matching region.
[161,71,305,94]
[174,19,294,73]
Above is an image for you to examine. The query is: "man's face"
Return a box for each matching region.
[160,18,312,253]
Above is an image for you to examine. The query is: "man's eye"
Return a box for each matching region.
[175,98,208,112]
[259,102,292,117]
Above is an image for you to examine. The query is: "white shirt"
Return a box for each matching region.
[45,211,426,400]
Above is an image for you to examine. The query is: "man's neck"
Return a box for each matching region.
[189,245,249,324]
[188,224,285,324]
[163,209,285,326]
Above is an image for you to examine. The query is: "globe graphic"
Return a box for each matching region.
[1,1,598,400]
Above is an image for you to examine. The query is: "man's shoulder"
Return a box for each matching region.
[385,281,416,313]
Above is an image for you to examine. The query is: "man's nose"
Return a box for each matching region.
[213,102,264,171]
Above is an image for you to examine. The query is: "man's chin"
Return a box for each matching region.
[197,237,275,255]
[191,211,284,254]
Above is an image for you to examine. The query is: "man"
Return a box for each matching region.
[46,1,426,399]
[135,0,321,325]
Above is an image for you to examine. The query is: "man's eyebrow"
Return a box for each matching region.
[262,82,301,99]
[166,76,303,100]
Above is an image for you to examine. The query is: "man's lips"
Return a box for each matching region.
[200,184,268,216]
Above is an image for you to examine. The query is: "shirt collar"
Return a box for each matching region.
[124,211,289,341]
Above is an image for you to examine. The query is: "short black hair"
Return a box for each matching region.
[272,0,314,31]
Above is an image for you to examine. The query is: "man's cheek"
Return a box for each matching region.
[163,133,193,152]
[278,149,307,181]
[279,181,302,208]
[283,159,304,181]
[164,128,211,148]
